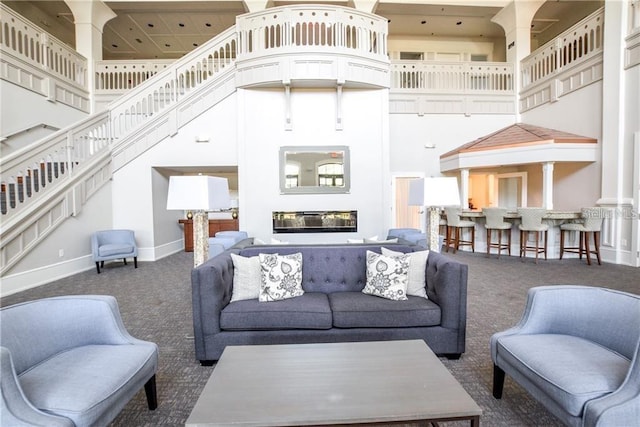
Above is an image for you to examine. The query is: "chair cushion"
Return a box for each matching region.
[19,344,157,427]
[496,334,630,417]
[329,292,441,328]
[220,292,332,330]
[98,244,134,257]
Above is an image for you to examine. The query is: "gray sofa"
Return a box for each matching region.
[191,243,468,365]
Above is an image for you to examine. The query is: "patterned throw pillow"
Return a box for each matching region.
[362,250,410,301]
[381,247,429,299]
[259,253,304,302]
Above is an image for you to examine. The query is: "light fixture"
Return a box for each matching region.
[195,134,210,143]
[408,177,461,252]
[167,176,231,267]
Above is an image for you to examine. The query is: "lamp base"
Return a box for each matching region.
[193,211,209,267]
[427,206,441,253]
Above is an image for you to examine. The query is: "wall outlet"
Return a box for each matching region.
[58,249,64,257]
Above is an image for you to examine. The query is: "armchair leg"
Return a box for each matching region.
[493,365,505,399]
[95,262,101,274]
[134,256,138,268]
[124,258,128,265]
[144,375,158,410]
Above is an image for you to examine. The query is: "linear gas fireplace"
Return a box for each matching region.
[272,211,357,233]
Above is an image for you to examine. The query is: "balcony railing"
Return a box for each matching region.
[390,61,514,93]
[94,60,174,93]
[236,5,387,62]
[521,7,604,90]
[0,3,87,90]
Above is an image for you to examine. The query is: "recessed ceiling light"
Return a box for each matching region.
[421,20,426,24]
[205,23,212,27]
[193,43,198,47]
[387,19,391,23]
[178,23,185,27]
[135,38,142,43]
[111,44,118,48]
[165,43,171,47]
[147,23,154,28]
[456,21,462,26]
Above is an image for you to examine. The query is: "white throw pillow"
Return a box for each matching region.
[270,237,289,245]
[259,253,304,302]
[362,250,409,301]
[230,253,262,302]
[364,237,398,244]
[381,247,429,299]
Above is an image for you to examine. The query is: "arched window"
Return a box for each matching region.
[318,162,344,187]
[285,163,300,188]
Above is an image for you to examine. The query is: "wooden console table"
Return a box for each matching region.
[178,219,239,252]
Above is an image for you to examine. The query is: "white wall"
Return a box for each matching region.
[238,87,390,243]
[389,114,515,177]
[111,94,239,259]
[387,36,504,62]
[0,81,87,151]
[521,81,603,209]
[1,183,113,295]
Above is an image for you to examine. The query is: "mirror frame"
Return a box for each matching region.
[279,145,350,194]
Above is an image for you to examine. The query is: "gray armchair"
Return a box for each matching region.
[91,229,138,273]
[491,285,640,427]
[1,295,158,426]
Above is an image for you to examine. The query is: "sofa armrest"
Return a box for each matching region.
[1,347,75,427]
[191,252,235,360]
[425,251,468,333]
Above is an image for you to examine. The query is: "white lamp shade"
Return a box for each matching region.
[408,177,461,207]
[166,176,231,211]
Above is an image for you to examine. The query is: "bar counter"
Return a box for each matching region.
[445,210,582,259]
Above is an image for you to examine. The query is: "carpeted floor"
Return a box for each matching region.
[2,249,638,426]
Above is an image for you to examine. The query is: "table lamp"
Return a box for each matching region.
[167,176,231,267]
[408,177,461,252]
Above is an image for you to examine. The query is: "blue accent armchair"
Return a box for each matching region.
[1,295,158,426]
[491,285,640,427]
[91,229,138,274]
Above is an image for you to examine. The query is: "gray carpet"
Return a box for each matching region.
[2,250,638,426]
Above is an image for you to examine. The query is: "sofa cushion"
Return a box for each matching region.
[18,344,157,427]
[98,244,134,257]
[362,251,409,301]
[259,253,304,302]
[496,334,630,417]
[329,292,441,328]
[220,293,332,330]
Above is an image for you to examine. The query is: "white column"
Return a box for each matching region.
[542,162,554,209]
[65,0,116,112]
[459,169,469,209]
[491,0,545,119]
[243,1,271,13]
[598,0,633,265]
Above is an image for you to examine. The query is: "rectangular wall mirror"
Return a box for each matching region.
[279,146,350,194]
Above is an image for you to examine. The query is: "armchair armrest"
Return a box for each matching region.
[1,347,74,427]
[582,339,640,427]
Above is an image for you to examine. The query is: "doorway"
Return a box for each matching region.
[496,172,527,209]
[392,175,423,230]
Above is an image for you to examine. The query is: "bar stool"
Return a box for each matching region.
[439,216,449,249]
[517,208,548,263]
[444,207,475,253]
[482,207,512,258]
[560,207,603,265]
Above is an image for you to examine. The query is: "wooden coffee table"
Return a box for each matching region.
[185,340,481,426]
